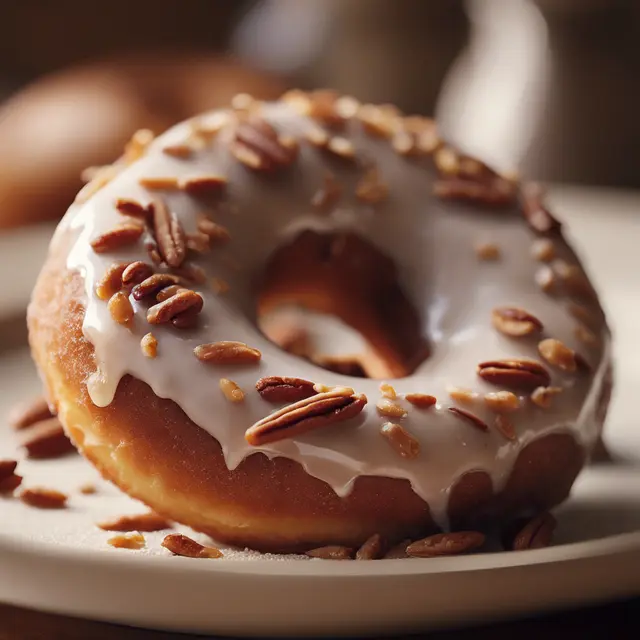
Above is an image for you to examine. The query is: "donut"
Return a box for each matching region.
[0,53,283,229]
[28,90,612,553]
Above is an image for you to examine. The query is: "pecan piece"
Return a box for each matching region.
[484,391,520,413]
[246,387,367,446]
[196,218,230,245]
[406,531,486,558]
[311,172,342,212]
[19,417,75,459]
[306,545,354,560]
[434,177,514,206]
[162,533,223,558]
[448,407,489,432]
[97,511,172,532]
[538,338,577,372]
[231,116,298,171]
[494,414,516,441]
[132,273,181,300]
[530,386,563,408]
[108,291,134,326]
[20,487,68,509]
[521,183,561,234]
[219,378,245,403]
[376,398,407,418]
[405,393,437,409]
[477,359,551,390]
[115,198,150,221]
[508,512,557,551]
[122,261,154,287]
[147,290,203,324]
[256,376,317,403]
[492,307,543,337]
[355,534,386,560]
[383,539,411,559]
[151,198,186,268]
[90,223,143,254]
[0,460,22,492]
[108,533,146,550]
[9,396,53,430]
[96,262,129,300]
[181,175,228,195]
[355,166,388,204]
[156,284,187,302]
[380,422,420,459]
[194,341,261,365]
[140,333,158,358]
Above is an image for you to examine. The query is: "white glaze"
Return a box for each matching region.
[59,100,610,529]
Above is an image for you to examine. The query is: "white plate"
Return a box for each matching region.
[0,188,639,636]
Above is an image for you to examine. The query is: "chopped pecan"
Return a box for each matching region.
[132,273,181,300]
[535,265,556,293]
[108,533,146,550]
[355,534,386,560]
[147,290,203,324]
[484,391,520,413]
[140,333,158,358]
[357,104,397,137]
[245,387,367,446]
[380,422,420,459]
[90,223,143,254]
[79,483,97,495]
[194,341,261,365]
[162,533,223,558]
[574,324,599,348]
[197,218,230,245]
[186,232,210,253]
[492,307,543,337]
[9,396,53,430]
[448,387,479,405]
[219,378,245,403]
[406,531,486,558]
[124,128,154,163]
[0,460,22,492]
[477,359,551,390]
[553,260,595,299]
[326,136,356,160]
[108,291,134,326]
[530,386,563,408]
[97,511,172,532]
[355,166,388,204]
[475,242,501,261]
[212,277,230,295]
[405,393,437,409]
[151,198,186,268]
[538,338,577,372]
[138,176,180,191]
[508,512,557,551]
[115,198,151,221]
[171,307,202,330]
[181,175,228,195]
[376,398,407,418]
[20,487,68,509]
[391,130,417,155]
[19,417,75,459]
[122,261,154,287]
[531,238,556,262]
[256,376,317,403]
[162,143,193,158]
[448,407,489,432]
[521,183,561,234]
[306,545,354,560]
[311,173,342,212]
[0,459,18,480]
[434,177,515,206]
[231,116,298,171]
[379,383,397,399]
[95,262,129,300]
[383,539,411,559]
[156,284,187,302]
[494,414,516,441]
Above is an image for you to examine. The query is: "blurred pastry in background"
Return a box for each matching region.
[0,52,284,229]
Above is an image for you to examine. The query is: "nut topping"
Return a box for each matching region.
[122,261,155,287]
[448,387,479,405]
[108,292,134,326]
[196,218,230,244]
[140,333,158,358]
[181,175,227,195]
[448,407,489,432]
[19,417,75,459]
[96,263,129,300]
[355,166,388,204]
[138,176,180,191]
[20,487,68,509]
[231,116,298,171]
[484,391,520,413]
[147,290,203,325]
[380,422,420,459]
[434,177,514,206]
[509,512,557,551]
[406,531,485,558]
[161,533,223,558]
[477,359,551,390]
[494,414,516,440]
[194,341,261,365]
[219,378,245,403]
[521,183,561,234]
[376,398,407,418]
[9,396,53,430]
[97,512,172,532]
[306,546,354,560]
[530,386,563,408]
[132,273,181,300]
[246,387,367,446]
[90,223,143,254]
[151,198,186,268]
[108,533,146,550]
[475,242,501,261]
[379,383,397,399]
[574,324,599,348]
[355,534,386,560]
[256,376,317,403]
[115,198,150,221]
[405,393,437,409]
[162,143,193,158]
[311,173,342,212]
[0,460,22,493]
[531,238,556,262]
[326,136,356,160]
[492,307,543,337]
[538,338,577,372]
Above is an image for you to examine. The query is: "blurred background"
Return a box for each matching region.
[0,0,639,229]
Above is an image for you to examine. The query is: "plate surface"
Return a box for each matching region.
[1,188,639,636]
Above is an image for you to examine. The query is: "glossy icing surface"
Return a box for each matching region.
[58,97,610,528]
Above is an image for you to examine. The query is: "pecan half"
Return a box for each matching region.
[521,183,561,234]
[19,417,75,459]
[492,307,543,337]
[161,533,223,558]
[97,511,172,532]
[380,422,420,458]
[231,116,298,171]
[194,341,261,365]
[406,531,486,558]
[355,534,386,560]
[448,407,489,432]
[20,487,68,509]
[90,223,143,254]
[147,290,203,324]
[306,545,354,560]
[245,387,367,446]
[122,261,154,287]
[405,393,437,409]
[477,359,551,390]
[9,396,53,430]
[151,198,186,268]
[509,512,557,551]
[132,273,181,300]
[256,376,317,403]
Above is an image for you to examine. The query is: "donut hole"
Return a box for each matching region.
[256,230,429,379]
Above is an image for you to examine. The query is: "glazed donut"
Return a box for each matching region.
[28,90,612,552]
[0,53,283,229]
